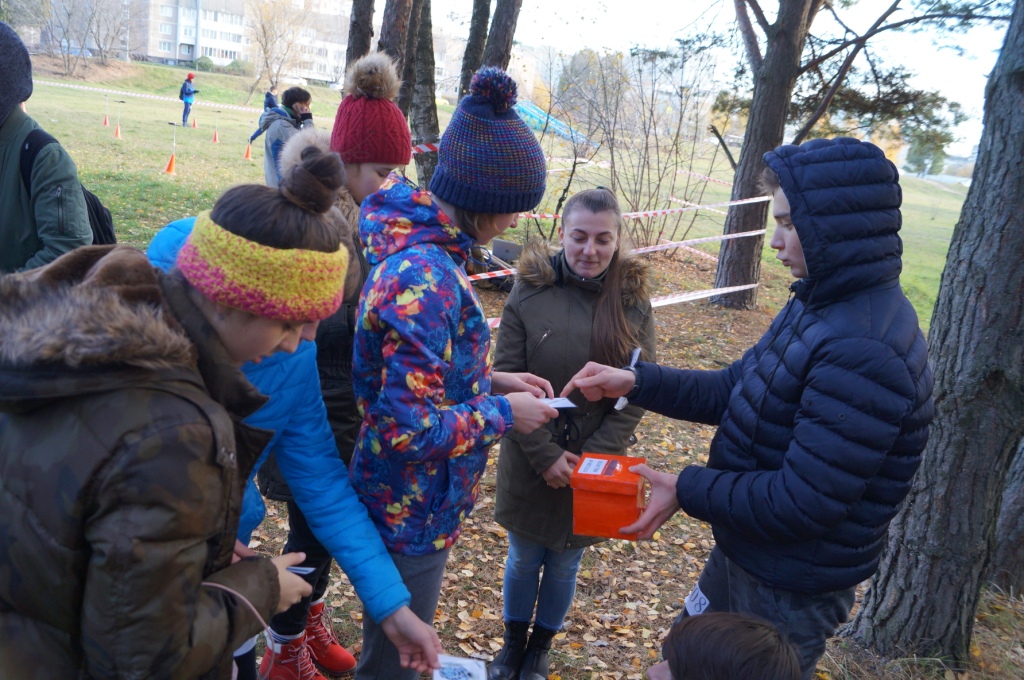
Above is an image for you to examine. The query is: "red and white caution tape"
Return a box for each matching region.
[631,228,767,255]
[468,268,516,281]
[622,195,771,219]
[649,283,759,308]
[677,168,733,186]
[487,282,760,327]
[36,80,263,113]
[412,142,439,154]
[678,245,719,262]
[520,213,560,220]
[670,195,727,215]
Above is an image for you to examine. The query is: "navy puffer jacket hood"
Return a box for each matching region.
[633,137,933,594]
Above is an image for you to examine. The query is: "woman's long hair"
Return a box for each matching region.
[561,188,639,367]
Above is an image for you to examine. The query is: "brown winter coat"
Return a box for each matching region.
[0,246,280,679]
[493,240,657,551]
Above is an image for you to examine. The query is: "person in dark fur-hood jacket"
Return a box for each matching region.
[0,147,367,679]
[563,138,934,680]
[489,188,656,680]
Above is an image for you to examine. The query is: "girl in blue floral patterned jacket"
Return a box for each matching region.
[350,67,559,680]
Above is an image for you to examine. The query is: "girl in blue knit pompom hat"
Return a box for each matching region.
[349,66,559,680]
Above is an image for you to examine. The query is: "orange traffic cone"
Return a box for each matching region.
[244,143,253,161]
[164,153,176,175]
[191,117,198,128]
[114,124,122,139]
[212,129,219,143]
[103,114,109,126]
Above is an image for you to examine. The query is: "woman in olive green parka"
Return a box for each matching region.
[490,188,656,680]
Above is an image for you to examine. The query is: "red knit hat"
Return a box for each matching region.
[330,52,411,166]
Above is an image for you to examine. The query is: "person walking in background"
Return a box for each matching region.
[349,66,559,680]
[249,85,279,144]
[563,138,934,680]
[259,86,314,187]
[0,21,92,273]
[487,188,656,680]
[180,72,198,126]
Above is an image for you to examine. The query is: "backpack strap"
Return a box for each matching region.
[19,128,58,196]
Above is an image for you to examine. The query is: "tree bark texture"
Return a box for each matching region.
[345,0,375,73]
[377,0,413,73]
[848,3,1024,663]
[711,0,815,309]
[481,0,523,71]
[988,439,1024,595]
[397,0,424,117]
[410,0,439,188]
[459,0,490,100]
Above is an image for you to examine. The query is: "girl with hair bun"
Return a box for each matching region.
[489,188,656,680]
[349,66,560,680]
[141,145,440,680]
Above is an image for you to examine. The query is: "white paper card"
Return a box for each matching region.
[433,654,487,680]
[684,582,709,616]
[578,457,609,475]
[540,397,577,409]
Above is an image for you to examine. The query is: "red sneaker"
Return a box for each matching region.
[258,632,327,680]
[305,600,357,675]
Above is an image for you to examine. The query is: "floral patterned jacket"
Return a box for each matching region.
[352,174,513,555]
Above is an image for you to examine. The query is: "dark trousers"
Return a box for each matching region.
[271,499,334,635]
[353,548,450,680]
[676,547,856,680]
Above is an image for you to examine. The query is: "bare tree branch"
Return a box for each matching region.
[746,0,772,34]
[709,124,738,169]
[734,0,763,72]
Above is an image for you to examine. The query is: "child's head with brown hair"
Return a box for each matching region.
[648,613,801,680]
[176,144,351,365]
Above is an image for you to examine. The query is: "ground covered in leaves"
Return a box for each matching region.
[251,250,1024,679]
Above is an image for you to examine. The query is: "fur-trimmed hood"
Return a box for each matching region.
[0,246,194,374]
[514,237,650,309]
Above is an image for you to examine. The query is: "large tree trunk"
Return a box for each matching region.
[481,0,523,71]
[377,0,413,72]
[988,439,1024,595]
[396,0,424,117]
[410,0,439,188]
[711,0,814,309]
[345,0,375,72]
[458,0,490,100]
[848,2,1024,664]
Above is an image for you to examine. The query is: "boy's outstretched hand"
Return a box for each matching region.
[381,606,443,672]
[620,464,682,540]
[561,362,634,401]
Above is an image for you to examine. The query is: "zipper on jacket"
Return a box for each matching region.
[527,328,553,362]
[55,185,65,234]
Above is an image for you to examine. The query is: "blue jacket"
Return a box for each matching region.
[181,79,196,104]
[352,174,513,556]
[632,138,934,594]
[147,217,412,624]
[264,91,279,110]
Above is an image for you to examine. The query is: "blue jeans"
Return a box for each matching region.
[182,100,192,125]
[503,531,585,631]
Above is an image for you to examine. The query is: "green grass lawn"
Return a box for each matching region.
[26,60,964,328]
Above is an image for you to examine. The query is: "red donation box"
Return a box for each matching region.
[570,453,647,541]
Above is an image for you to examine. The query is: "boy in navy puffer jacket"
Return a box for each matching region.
[564,138,934,680]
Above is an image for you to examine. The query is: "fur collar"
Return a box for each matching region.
[0,246,195,370]
[515,238,650,308]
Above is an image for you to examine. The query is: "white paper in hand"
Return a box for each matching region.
[540,397,576,409]
[433,654,486,680]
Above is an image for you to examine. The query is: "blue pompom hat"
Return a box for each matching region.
[429,66,546,214]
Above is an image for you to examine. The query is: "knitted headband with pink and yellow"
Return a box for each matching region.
[176,211,349,323]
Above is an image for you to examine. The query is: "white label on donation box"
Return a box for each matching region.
[578,457,609,475]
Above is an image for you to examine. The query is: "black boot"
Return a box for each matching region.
[518,624,557,680]
[487,620,531,680]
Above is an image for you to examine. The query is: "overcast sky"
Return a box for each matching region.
[406,0,1005,156]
